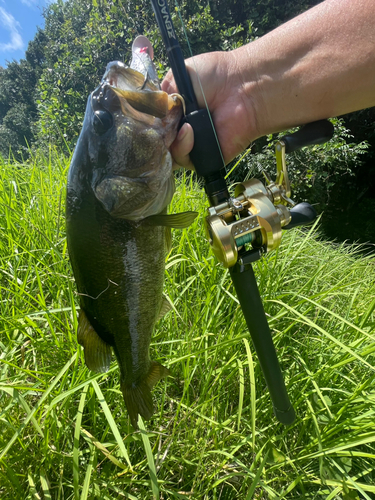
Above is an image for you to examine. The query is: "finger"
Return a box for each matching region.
[170,123,195,171]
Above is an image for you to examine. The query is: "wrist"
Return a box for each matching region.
[230,43,268,143]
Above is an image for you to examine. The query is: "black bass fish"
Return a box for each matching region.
[66,36,196,428]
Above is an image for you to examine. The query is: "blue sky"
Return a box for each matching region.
[0,0,47,68]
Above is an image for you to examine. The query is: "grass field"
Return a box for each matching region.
[0,152,375,499]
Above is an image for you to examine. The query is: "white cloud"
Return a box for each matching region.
[20,0,38,7]
[0,7,24,53]
[20,0,50,9]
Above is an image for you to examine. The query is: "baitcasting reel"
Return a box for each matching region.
[204,125,330,268]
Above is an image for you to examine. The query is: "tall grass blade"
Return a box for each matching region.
[138,416,159,500]
[39,470,51,500]
[27,473,41,500]
[237,358,244,431]
[360,297,375,328]
[245,451,269,500]
[80,446,95,500]
[81,427,129,470]
[243,338,256,449]
[91,379,132,468]
[73,385,89,500]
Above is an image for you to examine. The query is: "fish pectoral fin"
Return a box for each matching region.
[146,361,171,388]
[113,88,168,119]
[157,296,172,321]
[77,310,112,373]
[145,211,198,228]
[121,361,170,429]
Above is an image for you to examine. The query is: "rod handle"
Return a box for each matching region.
[229,262,296,425]
[183,109,228,205]
[281,119,334,153]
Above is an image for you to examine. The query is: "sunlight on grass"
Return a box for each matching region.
[0,152,374,498]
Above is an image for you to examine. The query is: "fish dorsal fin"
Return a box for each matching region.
[77,310,112,373]
[145,211,198,228]
[157,295,172,321]
[112,88,168,119]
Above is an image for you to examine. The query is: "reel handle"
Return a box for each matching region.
[283,202,317,229]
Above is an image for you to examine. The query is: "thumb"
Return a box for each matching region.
[161,69,178,94]
[171,123,195,171]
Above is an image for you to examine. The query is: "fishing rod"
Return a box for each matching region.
[151,0,334,425]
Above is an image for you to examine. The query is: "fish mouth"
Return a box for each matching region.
[101,61,184,120]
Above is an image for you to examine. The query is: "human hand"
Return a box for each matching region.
[161,49,260,170]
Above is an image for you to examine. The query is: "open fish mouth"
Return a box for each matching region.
[101,61,184,120]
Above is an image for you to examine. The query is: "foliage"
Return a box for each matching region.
[36,0,137,148]
[1,157,375,498]
[0,59,40,159]
[0,126,18,160]
[35,0,254,150]
[208,0,322,36]
[342,108,375,204]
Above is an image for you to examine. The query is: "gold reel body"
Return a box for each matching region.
[205,141,293,268]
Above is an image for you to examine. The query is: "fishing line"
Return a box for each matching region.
[77,279,119,300]
[173,0,226,170]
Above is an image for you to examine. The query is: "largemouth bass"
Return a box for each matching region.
[66,36,196,428]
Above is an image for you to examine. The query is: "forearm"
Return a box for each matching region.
[163,0,375,167]
[238,0,375,138]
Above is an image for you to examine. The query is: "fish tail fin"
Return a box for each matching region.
[77,310,112,373]
[122,361,170,429]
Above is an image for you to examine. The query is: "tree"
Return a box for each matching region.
[35,0,252,150]
[0,59,41,158]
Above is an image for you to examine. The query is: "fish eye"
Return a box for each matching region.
[93,110,113,135]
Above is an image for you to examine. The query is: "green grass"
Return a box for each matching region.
[0,152,374,499]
